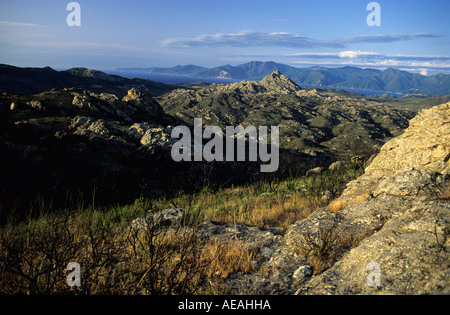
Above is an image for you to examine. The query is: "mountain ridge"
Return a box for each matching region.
[125,61,450,95]
[0,64,176,96]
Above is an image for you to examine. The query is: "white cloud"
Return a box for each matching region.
[341,33,442,44]
[162,30,343,49]
[288,50,449,64]
[161,31,441,49]
[0,20,43,27]
[282,49,450,75]
[337,50,381,59]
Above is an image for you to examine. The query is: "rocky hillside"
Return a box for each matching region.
[147,102,449,294]
[238,103,449,294]
[293,102,450,294]
[3,85,305,215]
[1,64,449,294]
[1,87,224,214]
[159,71,435,160]
[2,69,444,214]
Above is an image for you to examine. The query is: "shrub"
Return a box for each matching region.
[297,213,375,275]
[0,207,213,295]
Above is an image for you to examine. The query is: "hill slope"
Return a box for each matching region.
[159,71,438,159]
[0,64,176,96]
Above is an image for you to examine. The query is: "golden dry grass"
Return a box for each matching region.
[328,198,347,212]
[202,239,259,279]
[0,163,366,294]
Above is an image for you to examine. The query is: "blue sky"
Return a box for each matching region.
[1,0,450,75]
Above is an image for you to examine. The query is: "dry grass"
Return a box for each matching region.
[202,239,259,279]
[0,161,366,294]
[328,198,347,212]
[354,193,370,204]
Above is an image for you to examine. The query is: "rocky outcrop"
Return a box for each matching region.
[342,102,450,204]
[138,103,450,295]
[0,87,183,209]
[70,88,167,123]
[128,122,175,152]
[291,103,450,294]
[259,70,302,94]
[122,88,166,120]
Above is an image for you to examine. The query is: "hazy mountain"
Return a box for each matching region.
[193,61,296,80]
[118,65,208,76]
[130,61,450,95]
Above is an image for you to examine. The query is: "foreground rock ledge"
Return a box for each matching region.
[295,103,449,294]
[134,103,450,295]
[251,103,449,294]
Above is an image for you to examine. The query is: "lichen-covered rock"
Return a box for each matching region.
[373,167,449,199]
[290,102,450,295]
[298,201,450,295]
[368,102,450,175]
[131,208,184,231]
[342,102,450,203]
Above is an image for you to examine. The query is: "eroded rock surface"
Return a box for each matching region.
[139,103,450,295]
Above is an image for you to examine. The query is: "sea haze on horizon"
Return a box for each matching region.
[106,70,240,85]
[106,70,406,98]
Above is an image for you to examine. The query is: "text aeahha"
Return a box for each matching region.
[178,299,271,312]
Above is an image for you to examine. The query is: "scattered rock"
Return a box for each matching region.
[328,161,346,171]
[306,167,323,176]
[321,190,334,203]
[293,265,313,284]
[26,100,44,111]
[130,208,184,231]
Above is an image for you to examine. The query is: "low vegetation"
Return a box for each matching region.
[0,161,364,295]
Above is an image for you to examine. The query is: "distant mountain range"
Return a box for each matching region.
[120,61,450,96]
[2,62,450,97]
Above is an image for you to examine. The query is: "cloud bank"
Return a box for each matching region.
[161,30,441,49]
[162,30,342,49]
[286,50,450,74]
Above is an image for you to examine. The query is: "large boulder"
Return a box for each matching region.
[122,88,165,120]
[290,102,450,294]
[342,102,450,203]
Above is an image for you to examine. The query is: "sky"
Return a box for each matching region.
[1,0,450,75]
